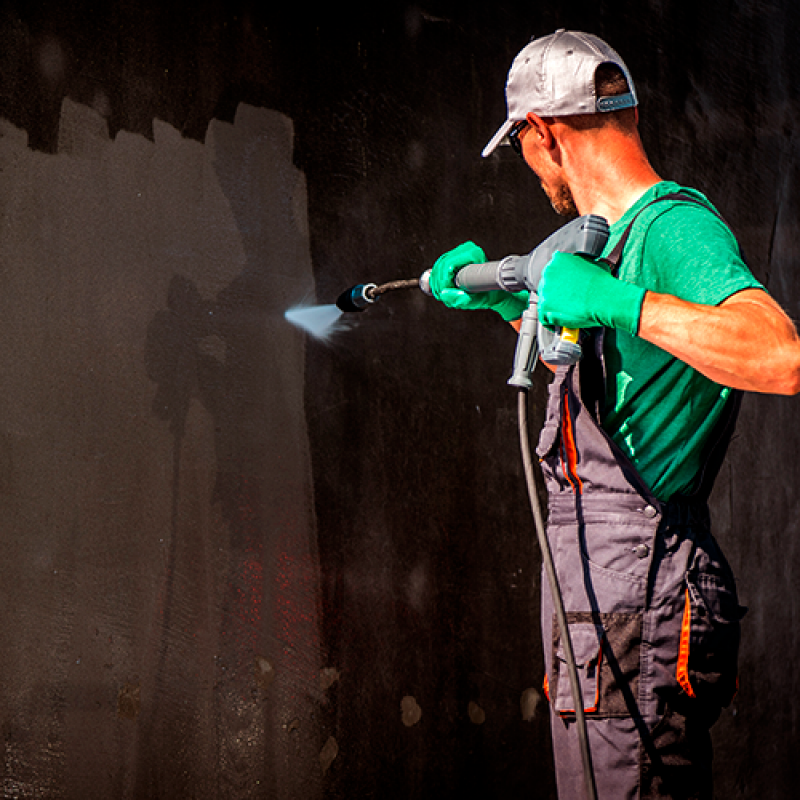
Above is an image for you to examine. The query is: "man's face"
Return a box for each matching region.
[518,122,578,218]
[540,175,578,218]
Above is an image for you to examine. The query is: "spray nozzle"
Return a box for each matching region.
[335,279,423,313]
[335,283,378,313]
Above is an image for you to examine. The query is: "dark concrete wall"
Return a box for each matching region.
[0,2,797,798]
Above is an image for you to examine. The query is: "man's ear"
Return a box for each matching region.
[525,112,555,150]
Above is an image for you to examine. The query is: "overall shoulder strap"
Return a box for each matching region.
[604,192,724,275]
[603,190,743,500]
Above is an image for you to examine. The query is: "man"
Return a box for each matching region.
[428,30,800,800]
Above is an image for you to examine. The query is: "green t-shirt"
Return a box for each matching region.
[599,181,763,501]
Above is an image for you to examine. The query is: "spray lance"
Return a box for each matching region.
[336,214,610,800]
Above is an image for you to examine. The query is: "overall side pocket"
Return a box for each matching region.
[677,538,747,708]
[549,612,642,720]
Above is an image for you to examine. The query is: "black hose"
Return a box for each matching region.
[341,272,598,798]
[517,387,598,800]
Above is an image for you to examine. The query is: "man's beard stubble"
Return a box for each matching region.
[542,178,579,219]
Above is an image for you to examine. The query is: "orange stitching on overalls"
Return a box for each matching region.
[677,586,696,698]
[560,390,584,494]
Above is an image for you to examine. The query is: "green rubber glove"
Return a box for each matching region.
[429,241,530,323]
[538,251,647,335]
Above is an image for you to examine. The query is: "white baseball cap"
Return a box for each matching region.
[482,30,638,157]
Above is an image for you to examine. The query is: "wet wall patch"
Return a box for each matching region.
[0,99,323,799]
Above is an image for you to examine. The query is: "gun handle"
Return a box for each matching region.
[540,326,582,366]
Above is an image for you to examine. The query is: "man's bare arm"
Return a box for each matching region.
[638,288,800,394]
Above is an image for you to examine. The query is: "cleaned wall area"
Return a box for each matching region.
[0,2,797,798]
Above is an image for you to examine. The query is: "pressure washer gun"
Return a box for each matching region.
[420,214,609,387]
[336,214,609,387]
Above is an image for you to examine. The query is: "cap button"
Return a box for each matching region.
[642,505,658,519]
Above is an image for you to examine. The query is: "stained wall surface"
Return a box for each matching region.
[0,2,797,799]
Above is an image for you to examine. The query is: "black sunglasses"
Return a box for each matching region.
[508,121,528,157]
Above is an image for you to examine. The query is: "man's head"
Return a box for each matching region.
[484,30,645,217]
[482,30,638,158]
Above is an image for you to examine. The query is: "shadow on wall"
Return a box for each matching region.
[143,103,327,797]
[0,98,330,797]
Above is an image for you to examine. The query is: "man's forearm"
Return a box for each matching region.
[638,288,800,395]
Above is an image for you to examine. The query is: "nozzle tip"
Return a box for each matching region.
[335,284,377,313]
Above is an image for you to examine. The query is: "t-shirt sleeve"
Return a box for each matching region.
[638,203,764,306]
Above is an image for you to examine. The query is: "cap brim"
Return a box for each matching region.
[481,118,516,158]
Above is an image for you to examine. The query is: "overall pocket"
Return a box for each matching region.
[537,380,584,495]
[536,379,563,459]
[548,612,642,720]
[677,538,747,708]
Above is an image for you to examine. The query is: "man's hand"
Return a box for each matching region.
[538,251,646,335]
[429,242,529,322]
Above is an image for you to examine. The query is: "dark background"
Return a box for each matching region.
[0,1,797,798]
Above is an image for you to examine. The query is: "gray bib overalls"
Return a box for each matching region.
[537,196,746,799]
